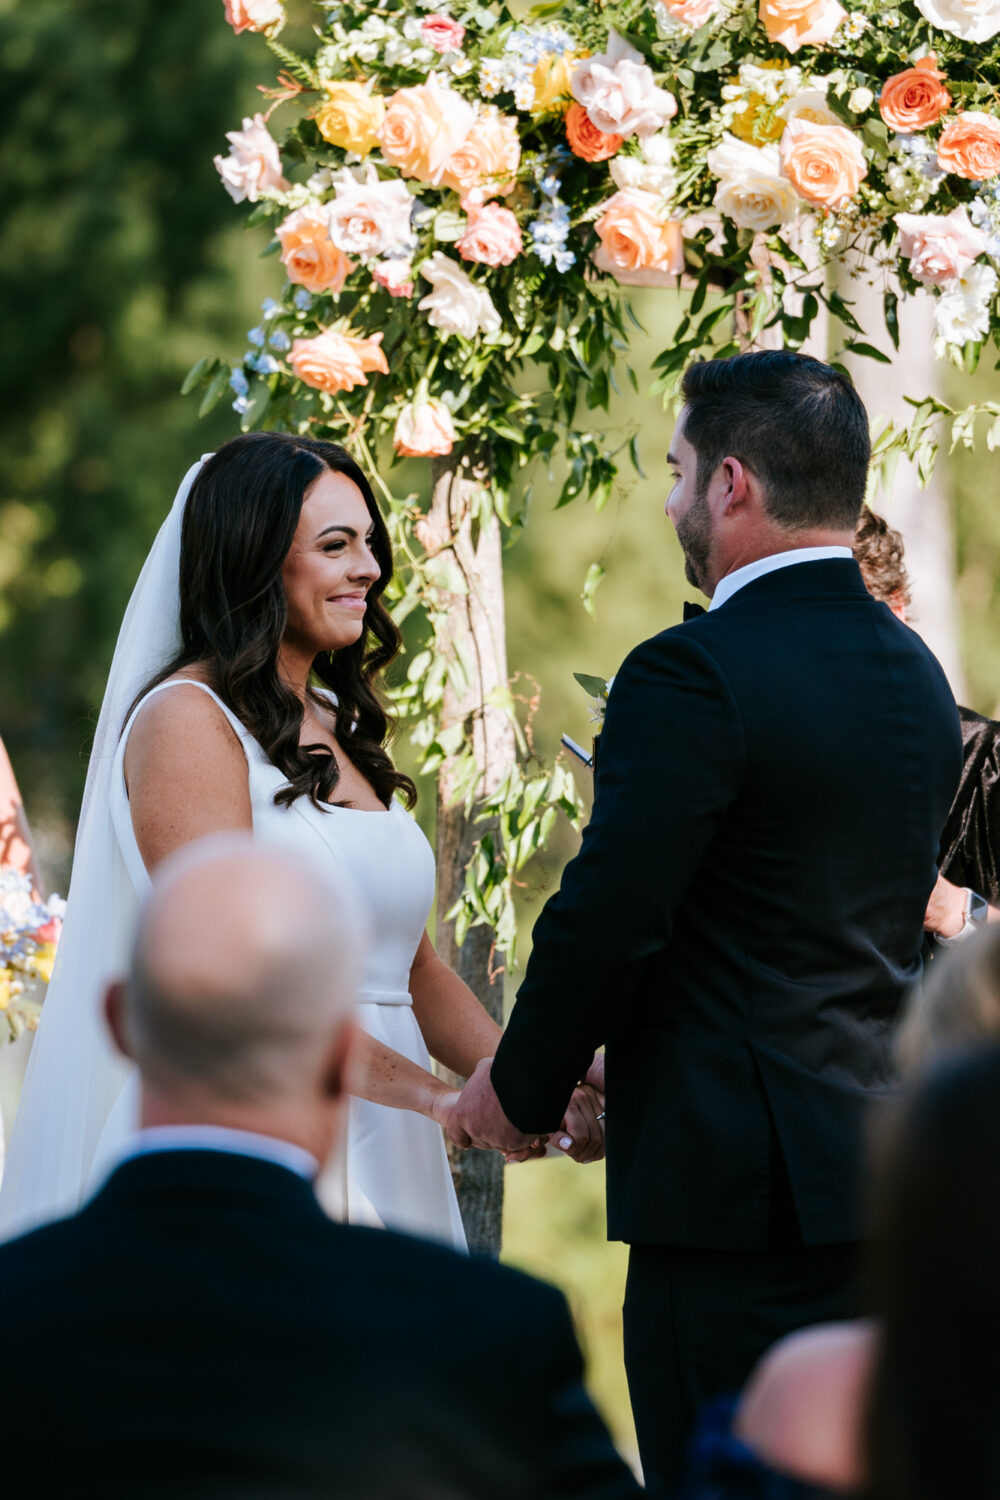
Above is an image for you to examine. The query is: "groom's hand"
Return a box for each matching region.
[449,1057,547,1154]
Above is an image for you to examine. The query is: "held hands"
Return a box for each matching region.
[445,1054,607,1165]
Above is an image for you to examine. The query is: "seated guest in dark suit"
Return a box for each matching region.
[854,507,1000,944]
[684,932,1000,1499]
[0,835,641,1500]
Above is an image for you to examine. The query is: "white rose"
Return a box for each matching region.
[848,86,874,113]
[609,132,677,196]
[417,252,502,339]
[779,89,841,127]
[933,287,992,348]
[213,114,289,204]
[571,29,677,140]
[915,0,1000,39]
[328,167,415,258]
[706,134,801,231]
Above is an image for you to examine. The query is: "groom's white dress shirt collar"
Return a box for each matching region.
[708,546,853,612]
[114,1124,320,1180]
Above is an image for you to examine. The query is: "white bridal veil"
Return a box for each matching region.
[0,457,209,1241]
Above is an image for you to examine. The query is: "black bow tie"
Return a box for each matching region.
[683,601,707,621]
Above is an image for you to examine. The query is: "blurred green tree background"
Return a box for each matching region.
[6,0,1000,1458]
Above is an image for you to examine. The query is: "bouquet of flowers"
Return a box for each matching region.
[0,873,64,1044]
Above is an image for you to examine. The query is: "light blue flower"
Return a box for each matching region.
[247,326,266,348]
[268,329,291,352]
[293,288,314,311]
[261,298,281,321]
[229,367,249,398]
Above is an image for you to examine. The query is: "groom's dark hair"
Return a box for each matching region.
[680,351,870,530]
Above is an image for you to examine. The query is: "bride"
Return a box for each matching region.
[0,433,604,1246]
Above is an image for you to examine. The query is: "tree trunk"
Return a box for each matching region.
[428,453,516,1257]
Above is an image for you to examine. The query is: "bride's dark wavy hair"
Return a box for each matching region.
[131,431,416,811]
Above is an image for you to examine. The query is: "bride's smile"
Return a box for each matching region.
[280,467,380,658]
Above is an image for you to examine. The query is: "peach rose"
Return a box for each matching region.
[372,258,415,298]
[420,14,466,52]
[223,0,284,35]
[895,206,987,287]
[289,329,388,393]
[440,106,520,204]
[758,0,846,53]
[595,189,685,275]
[456,204,523,267]
[565,103,625,163]
[213,114,289,204]
[378,77,475,185]
[393,397,457,457]
[938,111,1000,181]
[657,0,720,26]
[779,118,867,208]
[879,55,951,133]
[314,82,386,156]
[276,206,354,295]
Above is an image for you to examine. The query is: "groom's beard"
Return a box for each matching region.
[675,486,712,592]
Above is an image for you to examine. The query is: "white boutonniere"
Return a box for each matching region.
[574,672,615,726]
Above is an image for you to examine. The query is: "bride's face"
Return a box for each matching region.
[281,468,381,655]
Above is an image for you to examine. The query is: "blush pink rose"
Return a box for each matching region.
[758,0,846,52]
[393,397,457,457]
[421,14,466,52]
[213,114,289,204]
[373,258,415,298]
[223,0,284,34]
[440,106,521,205]
[895,206,988,287]
[657,0,720,25]
[780,118,867,208]
[378,78,475,185]
[456,204,523,267]
[289,329,388,393]
[277,206,354,294]
[34,917,61,945]
[595,189,685,275]
[571,37,677,141]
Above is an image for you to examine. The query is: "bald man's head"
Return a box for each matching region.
[118,837,366,1111]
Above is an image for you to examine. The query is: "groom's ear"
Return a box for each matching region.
[720,457,752,515]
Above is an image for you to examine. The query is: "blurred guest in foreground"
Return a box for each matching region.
[688,929,1000,1499]
[0,835,641,1500]
[854,508,1000,944]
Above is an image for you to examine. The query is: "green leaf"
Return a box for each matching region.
[180,356,216,396]
[574,672,609,698]
[240,377,271,431]
[844,341,892,364]
[883,290,900,351]
[628,433,646,479]
[198,364,231,417]
[581,562,605,617]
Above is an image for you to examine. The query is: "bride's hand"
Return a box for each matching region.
[428,1088,471,1147]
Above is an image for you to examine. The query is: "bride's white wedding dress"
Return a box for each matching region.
[94,679,466,1248]
[0,457,465,1249]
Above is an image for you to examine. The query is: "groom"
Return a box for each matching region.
[453,351,963,1491]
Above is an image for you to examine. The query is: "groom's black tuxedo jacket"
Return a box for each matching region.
[0,1149,640,1499]
[492,559,962,1250]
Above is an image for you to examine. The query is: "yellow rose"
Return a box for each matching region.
[531,52,585,115]
[315,82,386,156]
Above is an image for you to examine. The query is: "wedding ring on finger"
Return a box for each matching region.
[596,1112,606,1122]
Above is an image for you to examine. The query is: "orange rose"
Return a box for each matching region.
[289,329,388,393]
[937,111,1000,181]
[595,189,684,275]
[276,206,353,295]
[879,54,951,133]
[565,102,625,163]
[440,106,521,204]
[779,118,867,208]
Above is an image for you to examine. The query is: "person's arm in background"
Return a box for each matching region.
[0,735,43,896]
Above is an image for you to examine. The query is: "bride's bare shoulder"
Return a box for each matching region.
[126,671,243,772]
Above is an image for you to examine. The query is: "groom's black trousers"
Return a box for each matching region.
[623,1238,866,1496]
